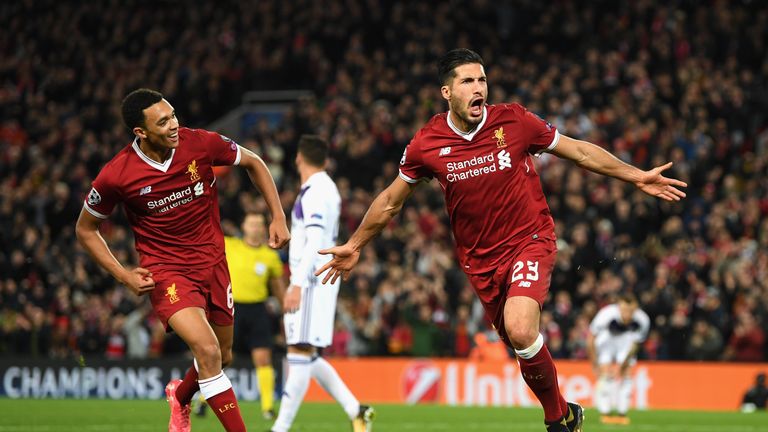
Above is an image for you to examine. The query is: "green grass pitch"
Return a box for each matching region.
[0,399,766,431]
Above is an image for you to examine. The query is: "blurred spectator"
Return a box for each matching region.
[723,313,766,362]
[686,320,724,361]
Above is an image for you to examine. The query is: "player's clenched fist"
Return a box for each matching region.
[268,219,290,249]
[122,267,155,296]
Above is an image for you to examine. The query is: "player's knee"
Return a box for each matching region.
[504,325,539,349]
[193,342,222,370]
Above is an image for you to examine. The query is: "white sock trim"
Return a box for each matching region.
[514,334,544,359]
[198,371,232,399]
[287,353,313,364]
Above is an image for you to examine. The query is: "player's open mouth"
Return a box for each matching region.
[169,132,178,142]
[469,98,484,116]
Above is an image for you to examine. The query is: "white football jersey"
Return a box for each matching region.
[589,303,650,348]
[288,171,341,288]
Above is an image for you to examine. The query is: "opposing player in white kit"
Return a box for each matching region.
[271,135,374,432]
[588,293,650,425]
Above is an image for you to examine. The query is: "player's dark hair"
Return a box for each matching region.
[121,88,164,130]
[438,48,485,85]
[243,211,266,222]
[618,292,638,304]
[298,135,328,168]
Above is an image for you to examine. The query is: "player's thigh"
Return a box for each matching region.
[617,345,638,371]
[306,281,339,347]
[596,341,619,367]
[167,307,220,356]
[150,269,207,331]
[466,270,511,347]
[284,281,338,347]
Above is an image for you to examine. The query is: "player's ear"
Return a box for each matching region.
[133,126,147,140]
[440,85,451,101]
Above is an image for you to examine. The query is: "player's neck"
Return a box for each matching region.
[243,237,263,248]
[138,139,172,163]
[299,166,323,184]
[448,110,480,134]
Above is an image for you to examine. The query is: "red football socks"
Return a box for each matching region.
[199,371,246,431]
[517,343,568,422]
[175,365,199,406]
[207,388,246,431]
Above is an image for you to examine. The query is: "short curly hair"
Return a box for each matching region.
[121,88,164,130]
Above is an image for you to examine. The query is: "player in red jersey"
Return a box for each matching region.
[317,49,687,432]
[76,89,290,432]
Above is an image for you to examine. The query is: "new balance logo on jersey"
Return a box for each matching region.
[497,149,511,170]
[439,147,451,156]
[139,186,152,195]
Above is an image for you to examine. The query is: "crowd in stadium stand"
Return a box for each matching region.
[1,1,766,362]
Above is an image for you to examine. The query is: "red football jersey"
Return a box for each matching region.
[83,127,241,270]
[399,103,559,274]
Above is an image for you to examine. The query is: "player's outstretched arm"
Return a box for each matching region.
[316,177,416,284]
[551,135,687,201]
[75,209,155,296]
[238,146,290,248]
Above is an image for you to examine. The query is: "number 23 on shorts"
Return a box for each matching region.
[511,260,539,288]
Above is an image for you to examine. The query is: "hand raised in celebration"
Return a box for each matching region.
[635,162,687,201]
[314,243,360,284]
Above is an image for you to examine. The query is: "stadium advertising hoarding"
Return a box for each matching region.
[1,358,765,410]
[302,359,767,411]
[0,358,261,400]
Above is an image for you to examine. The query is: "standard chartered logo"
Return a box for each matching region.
[497,149,511,170]
[146,181,204,214]
[445,149,516,183]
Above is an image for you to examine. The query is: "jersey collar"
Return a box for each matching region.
[447,106,488,141]
[132,137,175,173]
[300,171,326,189]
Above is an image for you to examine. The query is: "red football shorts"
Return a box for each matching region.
[149,259,235,331]
[467,236,557,348]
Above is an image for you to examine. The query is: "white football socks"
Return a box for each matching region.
[617,377,632,415]
[595,375,615,415]
[271,353,312,432]
[311,356,360,420]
